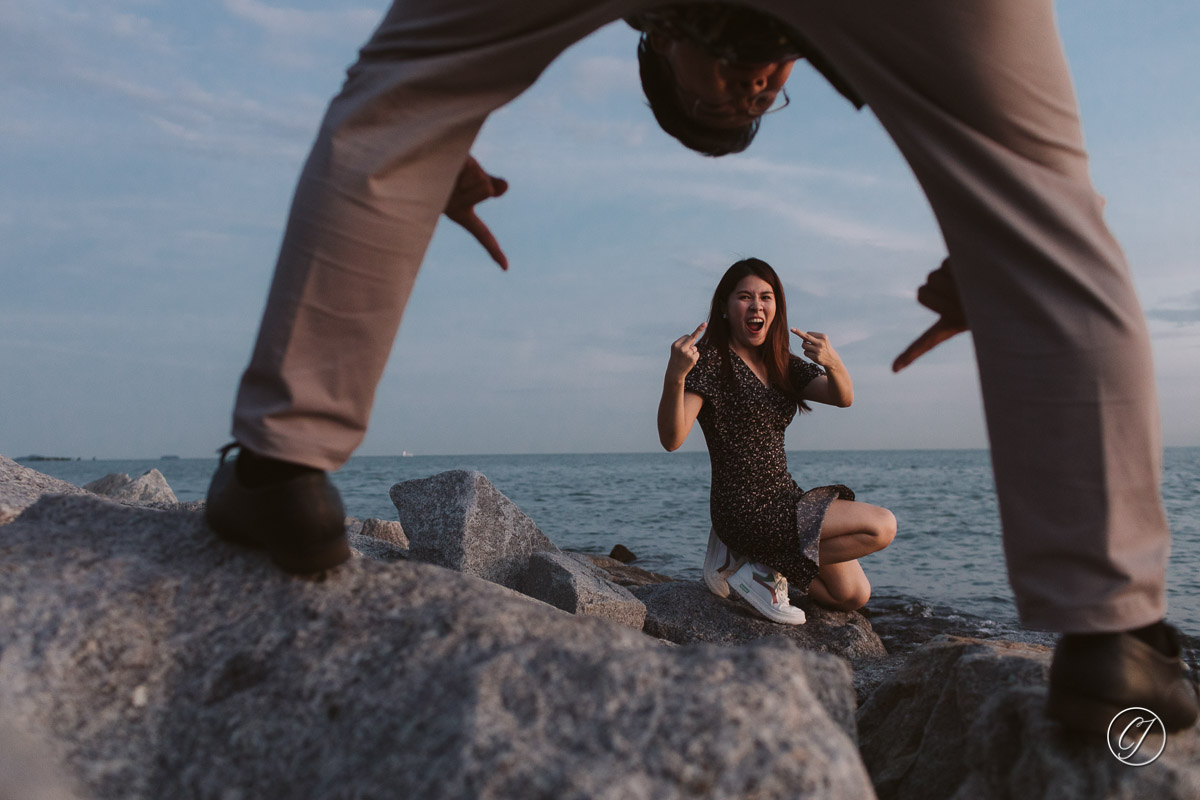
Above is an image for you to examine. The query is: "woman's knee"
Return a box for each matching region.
[830,582,871,612]
[816,570,872,612]
[869,507,897,551]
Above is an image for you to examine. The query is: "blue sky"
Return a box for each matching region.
[2,0,1198,458]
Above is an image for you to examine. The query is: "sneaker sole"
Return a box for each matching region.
[702,530,732,598]
[703,569,731,598]
[731,579,806,625]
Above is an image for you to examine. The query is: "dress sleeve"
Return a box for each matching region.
[788,355,825,396]
[685,345,721,401]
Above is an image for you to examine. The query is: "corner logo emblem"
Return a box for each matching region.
[1107,707,1167,766]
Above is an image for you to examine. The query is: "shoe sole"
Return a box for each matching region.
[268,534,351,575]
[206,460,351,575]
[702,528,733,598]
[209,509,352,575]
[1046,689,1126,735]
[730,577,806,625]
[1048,686,1200,735]
[703,569,731,598]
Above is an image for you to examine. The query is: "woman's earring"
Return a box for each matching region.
[722,313,727,319]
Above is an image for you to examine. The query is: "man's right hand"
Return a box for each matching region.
[893,260,968,372]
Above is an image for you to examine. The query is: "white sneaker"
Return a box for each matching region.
[729,561,807,625]
[702,527,742,598]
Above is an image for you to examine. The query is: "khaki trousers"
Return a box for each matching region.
[232,0,1169,633]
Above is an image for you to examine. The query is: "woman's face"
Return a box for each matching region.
[653,35,795,129]
[726,274,777,350]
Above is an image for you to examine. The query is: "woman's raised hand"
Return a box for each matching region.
[791,328,842,369]
[667,323,707,382]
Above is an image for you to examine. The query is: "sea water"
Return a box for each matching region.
[23,448,1200,630]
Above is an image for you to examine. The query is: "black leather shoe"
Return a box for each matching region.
[205,445,350,574]
[1047,624,1200,733]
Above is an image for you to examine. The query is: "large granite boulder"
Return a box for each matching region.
[390,470,558,589]
[0,493,876,800]
[0,455,86,524]
[857,636,1200,800]
[83,469,178,505]
[517,551,647,630]
[630,580,887,664]
[852,595,1060,704]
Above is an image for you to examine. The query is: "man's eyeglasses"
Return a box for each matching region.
[690,88,790,122]
[748,87,790,117]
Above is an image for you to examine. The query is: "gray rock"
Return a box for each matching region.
[0,493,876,800]
[81,469,178,506]
[857,635,1200,800]
[344,517,409,559]
[360,517,408,549]
[630,580,888,664]
[583,553,676,588]
[852,594,1059,706]
[82,473,133,496]
[348,530,408,562]
[0,455,86,524]
[390,470,558,589]
[860,595,1057,656]
[517,550,647,630]
[112,469,178,505]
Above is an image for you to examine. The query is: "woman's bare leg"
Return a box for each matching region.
[809,560,872,611]
[818,499,896,565]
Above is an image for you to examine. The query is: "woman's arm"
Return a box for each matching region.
[791,328,854,408]
[658,323,707,451]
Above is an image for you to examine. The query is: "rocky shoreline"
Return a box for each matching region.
[1,454,1197,799]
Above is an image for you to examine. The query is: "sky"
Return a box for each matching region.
[2,0,1198,459]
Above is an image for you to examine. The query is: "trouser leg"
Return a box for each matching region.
[230,0,634,471]
[755,0,1168,631]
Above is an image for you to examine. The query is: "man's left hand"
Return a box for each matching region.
[444,155,509,270]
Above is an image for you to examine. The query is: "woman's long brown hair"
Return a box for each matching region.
[698,258,808,409]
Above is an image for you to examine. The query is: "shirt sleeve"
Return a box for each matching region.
[788,355,825,397]
[685,346,721,401]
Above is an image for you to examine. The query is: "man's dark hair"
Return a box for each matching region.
[637,36,759,157]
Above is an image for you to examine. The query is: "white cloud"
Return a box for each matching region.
[655,180,939,254]
[106,10,172,52]
[703,154,882,189]
[1,1,174,53]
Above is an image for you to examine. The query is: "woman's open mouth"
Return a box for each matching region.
[747,317,765,334]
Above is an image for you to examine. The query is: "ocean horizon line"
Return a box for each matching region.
[15,445,1200,462]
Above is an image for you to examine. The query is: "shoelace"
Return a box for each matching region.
[772,572,791,607]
